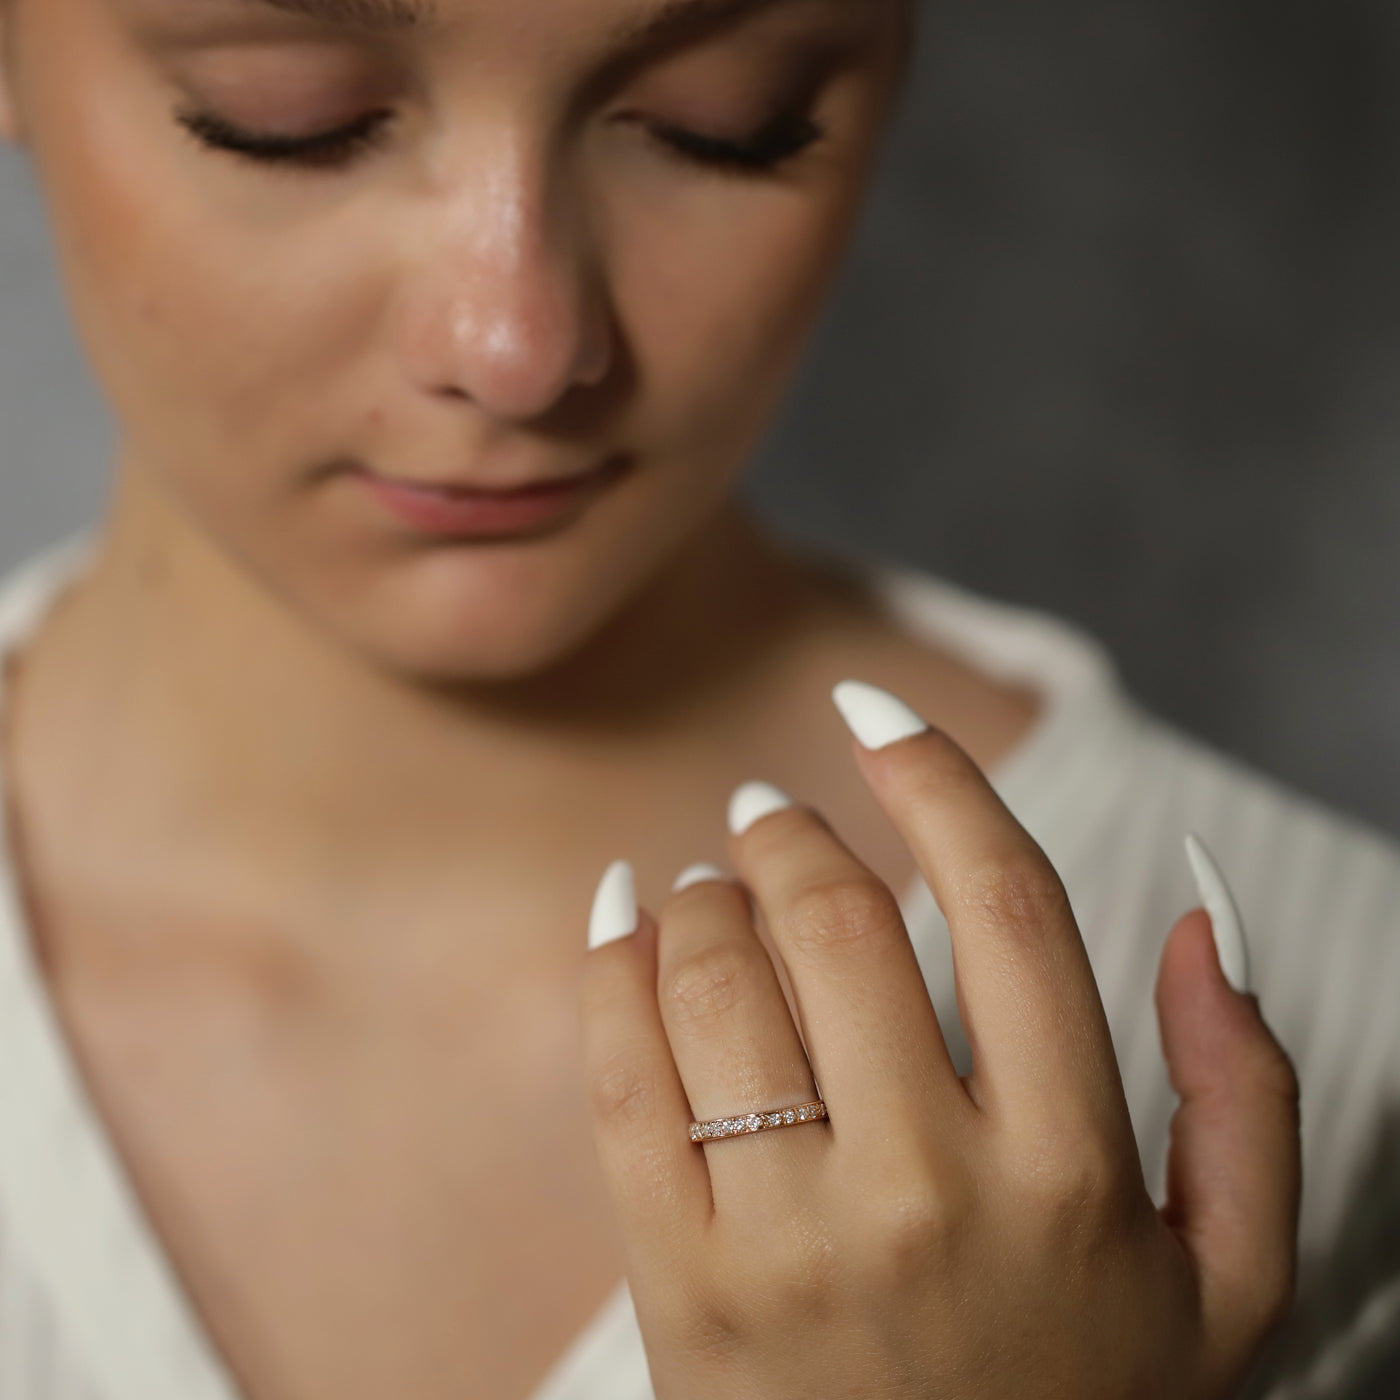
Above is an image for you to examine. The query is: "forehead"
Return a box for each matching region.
[118,0,908,89]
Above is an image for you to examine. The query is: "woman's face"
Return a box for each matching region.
[0,0,909,680]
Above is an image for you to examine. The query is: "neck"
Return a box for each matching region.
[53,458,839,889]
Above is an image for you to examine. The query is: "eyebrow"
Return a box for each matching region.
[608,0,832,57]
[222,0,828,44]
[229,0,432,29]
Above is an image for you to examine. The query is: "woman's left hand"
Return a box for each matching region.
[579,681,1301,1400]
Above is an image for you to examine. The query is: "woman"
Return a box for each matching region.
[0,0,1394,1396]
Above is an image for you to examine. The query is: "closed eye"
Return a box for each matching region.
[644,111,825,172]
[174,104,824,174]
[175,106,397,169]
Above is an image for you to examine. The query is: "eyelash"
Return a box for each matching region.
[176,107,398,170]
[173,105,825,176]
[647,113,825,173]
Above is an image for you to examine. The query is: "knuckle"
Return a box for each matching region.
[587,1049,658,1131]
[1250,1038,1302,1118]
[780,876,903,958]
[661,942,759,1030]
[746,1221,843,1317]
[958,850,1070,931]
[853,1171,971,1276]
[785,1222,843,1295]
[1013,1128,1136,1233]
[680,1289,747,1359]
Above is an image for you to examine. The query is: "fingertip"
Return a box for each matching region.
[1156,910,1280,1110]
[1155,904,1301,1343]
[831,678,931,751]
[1184,833,1252,995]
[1169,902,1257,992]
[1157,907,1223,996]
[727,781,794,837]
[671,862,728,893]
[588,859,638,950]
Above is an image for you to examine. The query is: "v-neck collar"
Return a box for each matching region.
[0,531,244,1400]
[0,531,1139,1400]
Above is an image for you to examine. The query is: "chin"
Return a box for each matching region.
[364,608,608,687]
[296,518,669,687]
[213,452,724,687]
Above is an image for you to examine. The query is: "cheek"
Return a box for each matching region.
[23,14,387,499]
[610,177,862,475]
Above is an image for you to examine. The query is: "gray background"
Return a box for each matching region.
[3,0,1399,836]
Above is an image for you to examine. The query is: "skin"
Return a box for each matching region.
[584,731,1303,1399]
[0,0,1300,1397]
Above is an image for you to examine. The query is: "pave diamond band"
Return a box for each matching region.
[689,1099,827,1143]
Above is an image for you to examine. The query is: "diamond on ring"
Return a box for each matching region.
[688,1100,827,1143]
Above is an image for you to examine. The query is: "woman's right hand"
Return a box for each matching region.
[580,682,1302,1400]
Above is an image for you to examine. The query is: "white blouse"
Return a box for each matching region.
[0,531,1396,1400]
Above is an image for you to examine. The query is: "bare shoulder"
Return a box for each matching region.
[784,552,1046,777]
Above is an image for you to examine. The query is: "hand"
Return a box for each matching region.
[579,680,1301,1400]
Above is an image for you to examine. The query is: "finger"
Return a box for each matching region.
[830,680,1129,1144]
[580,861,713,1280]
[1155,894,1301,1369]
[727,782,967,1153]
[656,869,825,1213]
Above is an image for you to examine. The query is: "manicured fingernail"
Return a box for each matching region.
[588,859,638,949]
[1184,833,1251,994]
[672,863,726,893]
[728,781,793,836]
[832,679,931,751]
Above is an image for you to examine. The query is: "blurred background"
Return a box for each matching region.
[3,0,1399,836]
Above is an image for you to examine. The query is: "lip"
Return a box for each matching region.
[352,456,628,539]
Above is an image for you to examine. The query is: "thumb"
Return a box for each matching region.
[1154,836,1302,1367]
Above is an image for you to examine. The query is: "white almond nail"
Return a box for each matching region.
[728,781,794,837]
[672,863,726,893]
[832,679,931,751]
[1184,833,1251,994]
[588,859,638,950]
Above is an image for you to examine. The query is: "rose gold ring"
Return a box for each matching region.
[689,1099,827,1143]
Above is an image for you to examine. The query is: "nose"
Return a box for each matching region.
[395,140,613,420]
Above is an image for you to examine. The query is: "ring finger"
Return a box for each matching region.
[657,870,827,1212]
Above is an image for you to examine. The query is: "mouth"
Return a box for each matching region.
[349,455,631,540]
